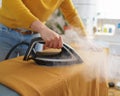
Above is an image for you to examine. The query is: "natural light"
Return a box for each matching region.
[97,0,120,19]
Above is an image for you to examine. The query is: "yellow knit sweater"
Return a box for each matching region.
[0,0,85,34]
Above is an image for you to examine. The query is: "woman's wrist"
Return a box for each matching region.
[30,20,46,33]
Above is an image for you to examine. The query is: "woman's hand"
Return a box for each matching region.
[30,20,63,49]
[40,27,63,49]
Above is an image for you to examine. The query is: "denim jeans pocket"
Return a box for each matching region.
[0,24,9,34]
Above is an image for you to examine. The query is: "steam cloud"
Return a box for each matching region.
[62,29,120,82]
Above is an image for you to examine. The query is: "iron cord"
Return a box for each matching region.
[5,42,29,60]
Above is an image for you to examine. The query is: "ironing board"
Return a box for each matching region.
[0,56,108,96]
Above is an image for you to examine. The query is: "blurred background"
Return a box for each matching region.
[0,0,120,63]
[0,0,120,57]
[0,0,120,95]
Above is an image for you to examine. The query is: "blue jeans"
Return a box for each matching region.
[0,24,41,61]
[0,84,20,96]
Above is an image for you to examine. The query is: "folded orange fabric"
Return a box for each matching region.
[0,57,87,96]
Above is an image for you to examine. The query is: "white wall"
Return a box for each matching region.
[97,0,120,19]
[72,0,97,35]
[72,0,97,18]
[0,0,2,7]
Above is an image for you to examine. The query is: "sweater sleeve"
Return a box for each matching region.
[3,0,39,28]
[60,0,86,35]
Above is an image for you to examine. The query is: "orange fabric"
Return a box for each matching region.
[0,57,108,96]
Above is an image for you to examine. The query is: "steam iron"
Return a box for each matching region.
[23,37,83,66]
